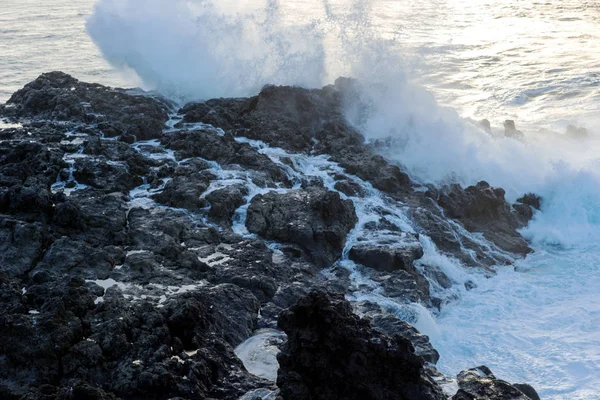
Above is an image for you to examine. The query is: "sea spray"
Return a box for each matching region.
[87,0,328,101]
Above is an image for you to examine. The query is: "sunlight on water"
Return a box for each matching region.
[0,0,140,103]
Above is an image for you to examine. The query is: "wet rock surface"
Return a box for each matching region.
[436,181,532,256]
[354,301,440,364]
[246,187,358,267]
[452,366,541,400]
[0,73,540,399]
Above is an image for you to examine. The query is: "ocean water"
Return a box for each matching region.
[0,0,136,103]
[2,1,600,399]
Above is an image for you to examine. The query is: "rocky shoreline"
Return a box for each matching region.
[0,72,540,399]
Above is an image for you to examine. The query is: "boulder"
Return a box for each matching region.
[246,188,358,267]
[74,158,143,193]
[178,98,249,130]
[205,184,249,226]
[59,192,129,246]
[333,178,366,197]
[32,237,115,280]
[437,181,532,256]
[152,174,212,211]
[453,366,540,400]
[479,119,492,134]
[276,291,447,400]
[332,149,411,195]
[349,240,423,273]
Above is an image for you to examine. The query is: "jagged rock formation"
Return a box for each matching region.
[0,72,541,399]
[4,71,171,141]
[177,78,535,268]
[436,181,532,256]
[276,291,447,400]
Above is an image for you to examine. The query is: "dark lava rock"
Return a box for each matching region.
[479,119,492,134]
[513,384,541,400]
[333,179,366,197]
[0,73,541,400]
[152,174,212,211]
[118,133,137,144]
[213,83,353,153]
[53,199,83,229]
[32,237,115,280]
[74,158,143,193]
[0,217,45,277]
[127,207,219,259]
[176,80,412,196]
[369,268,430,302]
[332,150,411,195]
[348,232,430,301]
[513,193,542,224]
[0,140,64,189]
[175,81,534,264]
[60,192,128,246]
[6,72,171,140]
[0,140,63,216]
[161,129,289,186]
[0,275,266,400]
[517,193,541,211]
[246,187,358,267]
[178,98,248,130]
[353,302,440,365]
[453,366,540,400]
[205,184,249,226]
[371,314,440,364]
[437,181,532,256]
[349,240,424,273]
[276,291,446,400]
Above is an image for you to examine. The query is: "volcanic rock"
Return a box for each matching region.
[437,181,532,256]
[276,291,447,400]
[205,184,249,226]
[246,187,358,267]
[6,71,171,140]
[453,366,540,400]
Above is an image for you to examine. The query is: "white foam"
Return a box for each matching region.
[88,278,128,291]
[198,252,232,267]
[234,329,286,382]
[238,389,279,400]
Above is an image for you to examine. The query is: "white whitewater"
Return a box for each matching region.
[1,1,599,398]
